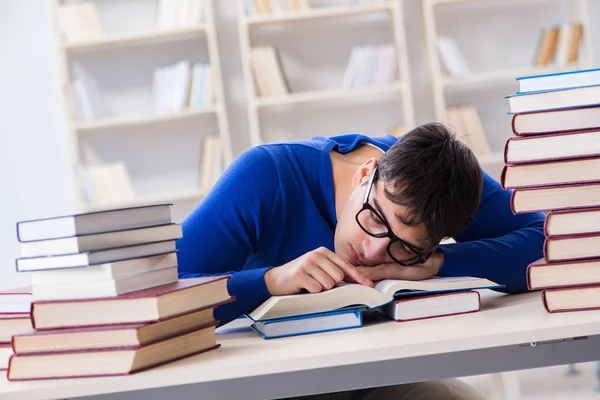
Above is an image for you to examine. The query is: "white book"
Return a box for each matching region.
[84,162,137,206]
[342,46,362,89]
[437,36,470,77]
[31,266,179,301]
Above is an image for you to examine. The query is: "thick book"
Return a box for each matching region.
[31,265,179,301]
[16,204,173,242]
[542,285,600,313]
[506,84,600,114]
[504,129,600,165]
[544,233,600,263]
[29,252,178,285]
[0,287,32,314]
[0,314,33,343]
[511,104,600,136]
[12,311,216,354]
[545,208,600,238]
[381,291,480,322]
[527,258,600,290]
[19,223,183,258]
[250,308,363,340]
[7,323,218,381]
[510,182,600,214]
[15,240,177,272]
[501,156,600,190]
[31,276,232,330]
[247,276,502,321]
[516,68,600,94]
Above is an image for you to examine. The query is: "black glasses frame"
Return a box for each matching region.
[355,166,432,266]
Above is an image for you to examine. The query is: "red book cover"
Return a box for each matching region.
[511,105,600,137]
[387,291,481,322]
[504,128,600,166]
[31,276,233,330]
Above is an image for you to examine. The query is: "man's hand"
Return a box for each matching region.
[264,247,373,296]
[356,248,444,282]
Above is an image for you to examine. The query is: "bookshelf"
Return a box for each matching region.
[50,0,232,217]
[237,0,416,147]
[422,0,594,179]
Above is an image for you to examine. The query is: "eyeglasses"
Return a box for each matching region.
[355,166,432,266]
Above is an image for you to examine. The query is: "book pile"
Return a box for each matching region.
[8,204,232,381]
[503,68,600,313]
[247,276,500,339]
[0,288,32,372]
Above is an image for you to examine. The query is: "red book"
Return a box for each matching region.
[509,182,600,214]
[544,207,600,238]
[527,258,600,290]
[542,285,600,313]
[31,276,233,330]
[511,105,600,137]
[543,232,600,263]
[8,322,219,381]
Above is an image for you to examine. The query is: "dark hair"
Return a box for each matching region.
[377,122,483,247]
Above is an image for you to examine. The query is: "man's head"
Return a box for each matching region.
[334,122,483,267]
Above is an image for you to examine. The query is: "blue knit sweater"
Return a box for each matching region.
[176,134,546,326]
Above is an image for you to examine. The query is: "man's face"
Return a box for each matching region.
[334,163,431,268]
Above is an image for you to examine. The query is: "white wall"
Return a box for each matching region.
[1,0,599,291]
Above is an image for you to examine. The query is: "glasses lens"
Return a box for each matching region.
[357,208,388,235]
[389,240,420,264]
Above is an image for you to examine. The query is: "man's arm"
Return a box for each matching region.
[438,171,546,293]
[176,147,281,326]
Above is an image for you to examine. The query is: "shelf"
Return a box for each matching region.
[75,106,218,133]
[245,3,393,25]
[85,188,206,211]
[255,82,405,108]
[477,151,504,165]
[440,63,589,88]
[63,27,209,53]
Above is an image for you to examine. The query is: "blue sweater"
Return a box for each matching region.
[177,134,546,326]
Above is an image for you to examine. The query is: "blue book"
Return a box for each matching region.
[247,276,503,322]
[505,84,600,114]
[248,308,363,340]
[516,68,600,94]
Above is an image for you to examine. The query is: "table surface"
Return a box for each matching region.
[2,290,600,400]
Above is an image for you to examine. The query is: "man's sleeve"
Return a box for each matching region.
[176,146,281,326]
[438,171,546,293]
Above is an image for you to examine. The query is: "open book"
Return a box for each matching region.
[248,276,503,321]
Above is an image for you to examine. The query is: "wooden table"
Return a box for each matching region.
[1,291,600,400]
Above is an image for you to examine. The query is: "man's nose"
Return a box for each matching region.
[362,236,389,262]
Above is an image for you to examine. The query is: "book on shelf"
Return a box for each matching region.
[381,290,481,322]
[56,2,106,45]
[19,223,183,259]
[30,276,232,330]
[445,105,492,157]
[544,208,600,238]
[7,322,218,381]
[532,23,583,68]
[12,309,217,354]
[527,258,600,291]
[79,162,137,205]
[247,276,502,321]
[511,104,600,136]
[250,308,363,340]
[16,203,173,243]
[436,36,469,78]
[244,0,311,16]
[503,129,600,165]
[249,46,290,98]
[342,44,397,89]
[68,63,108,121]
[533,26,560,67]
[156,0,206,31]
[199,135,223,192]
[501,156,600,190]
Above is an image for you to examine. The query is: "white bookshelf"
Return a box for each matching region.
[237,0,416,147]
[50,0,232,215]
[422,0,594,177]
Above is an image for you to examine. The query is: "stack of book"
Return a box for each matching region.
[8,204,233,380]
[503,68,600,313]
[0,288,32,372]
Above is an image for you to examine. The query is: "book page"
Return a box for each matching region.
[374,276,501,302]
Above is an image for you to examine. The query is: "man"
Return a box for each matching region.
[177,122,545,399]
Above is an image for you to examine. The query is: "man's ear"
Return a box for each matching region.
[351,158,378,189]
